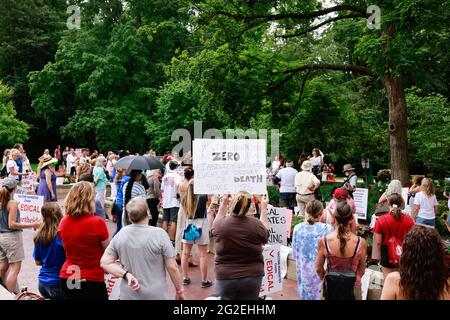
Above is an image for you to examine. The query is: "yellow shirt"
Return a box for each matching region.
[295,171,320,194]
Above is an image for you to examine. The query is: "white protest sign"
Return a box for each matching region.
[280,245,292,279]
[20,174,37,193]
[285,209,293,239]
[193,139,267,195]
[75,148,83,157]
[105,273,121,300]
[259,244,283,297]
[353,188,369,220]
[267,206,289,246]
[13,194,44,224]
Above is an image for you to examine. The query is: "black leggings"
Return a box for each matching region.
[147,198,160,227]
[60,278,108,300]
[214,276,263,300]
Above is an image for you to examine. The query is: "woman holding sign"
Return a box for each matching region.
[211,192,270,300]
[0,178,41,293]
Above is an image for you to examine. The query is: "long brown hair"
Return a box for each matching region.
[412,175,424,187]
[34,202,63,246]
[64,181,95,217]
[399,226,448,300]
[334,200,353,255]
[0,185,14,210]
[388,193,404,220]
[181,183,199,219]
[306,200,323,224]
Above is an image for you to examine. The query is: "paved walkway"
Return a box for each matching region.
[17,220,300,300]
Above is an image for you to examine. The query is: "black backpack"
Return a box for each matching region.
[323,236,360,300]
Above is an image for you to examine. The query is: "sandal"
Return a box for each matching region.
[201,280,213,288]
[182,278,191,285]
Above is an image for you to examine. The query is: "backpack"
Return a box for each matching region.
[323,236,360,300]
[383,215,404,267]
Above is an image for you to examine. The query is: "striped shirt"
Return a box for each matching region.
[122,181,147,226]
[122,181,146,204]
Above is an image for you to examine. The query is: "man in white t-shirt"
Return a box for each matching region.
[66,149,77,176]
[275,160,298,212]
[161,161,182,246]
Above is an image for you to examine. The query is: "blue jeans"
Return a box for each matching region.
[113,203,123,237]
[415,216,435,227]
[39,281,66,300]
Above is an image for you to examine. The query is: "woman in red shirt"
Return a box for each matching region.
[373,193,414,279]
[58,181,110,300]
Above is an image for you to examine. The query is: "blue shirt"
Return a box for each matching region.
[116,175,130,206]
[33,235,66,287]
[15,155,23,181]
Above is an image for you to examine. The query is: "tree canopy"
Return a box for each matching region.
[0,0,447,177]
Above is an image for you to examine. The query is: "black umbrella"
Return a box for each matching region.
[143,155,165,171]
[114,155,151,170]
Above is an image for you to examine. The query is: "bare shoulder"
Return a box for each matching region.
[7,199,18,209]
[385,271,401,285]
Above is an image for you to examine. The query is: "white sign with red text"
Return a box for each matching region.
[266,206,292,246]
[259,244,283,297]
[105,273,121,300]
[353,188,369,220]
[13,194,43,225]
[20,173,37,193]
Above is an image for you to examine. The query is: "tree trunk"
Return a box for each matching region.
[383,76,409,185]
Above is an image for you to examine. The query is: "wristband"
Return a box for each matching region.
[176,288,184,294]
[122,271,129,279]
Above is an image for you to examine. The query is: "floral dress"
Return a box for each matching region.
[292,222,331,300]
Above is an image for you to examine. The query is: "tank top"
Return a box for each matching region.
[324,236,362,286]
[0,205,21,233]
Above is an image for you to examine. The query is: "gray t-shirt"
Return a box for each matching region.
[106,224,175,300]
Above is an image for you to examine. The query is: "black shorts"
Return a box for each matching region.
[380,244,397,269]
[163,207,179,222]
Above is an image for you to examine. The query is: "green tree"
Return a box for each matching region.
[29,0,191,152]
[407,88,450,176]
[0,82,29,147]
[0,0,65,155]
[187,0,449,184]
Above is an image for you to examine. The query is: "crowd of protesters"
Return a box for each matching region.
[0,144,449,301]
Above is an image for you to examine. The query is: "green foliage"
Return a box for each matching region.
[0,82,29,147]
[0,0,65,155]
[406,88,450,176]
[28,1,191,152]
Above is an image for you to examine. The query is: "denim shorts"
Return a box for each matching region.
[415,216,435,227]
